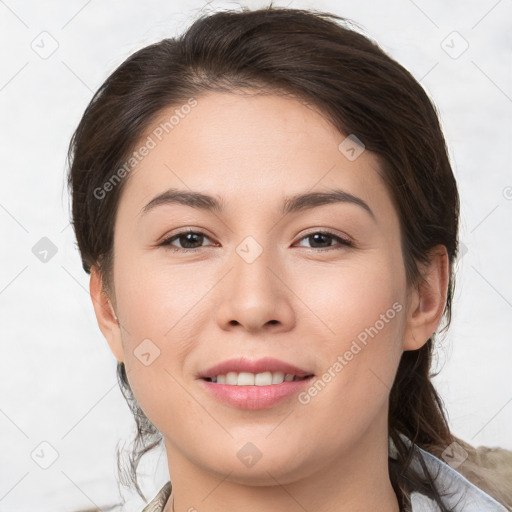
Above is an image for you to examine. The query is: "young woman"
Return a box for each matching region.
[66,6,510,512]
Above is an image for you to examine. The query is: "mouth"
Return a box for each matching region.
[198,356,315,386]
[199,372,316,410]
[202,371,315,386]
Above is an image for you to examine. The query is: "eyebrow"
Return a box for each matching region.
[141,187,376,221]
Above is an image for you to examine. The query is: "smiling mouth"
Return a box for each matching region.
[202,371,315,386]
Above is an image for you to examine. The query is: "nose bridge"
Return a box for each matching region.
[231,234,280,303]
[215,233,295,331]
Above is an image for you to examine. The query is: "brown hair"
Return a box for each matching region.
[66,5,508,510]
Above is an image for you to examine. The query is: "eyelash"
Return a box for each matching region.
[158,228,354,253]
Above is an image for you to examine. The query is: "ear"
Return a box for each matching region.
[89,266,124,362]
[402,245,450,351]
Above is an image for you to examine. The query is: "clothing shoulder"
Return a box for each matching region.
[409,443,508,511]
[142,481,172,512]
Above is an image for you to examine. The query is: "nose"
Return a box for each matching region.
[215,244,296,333]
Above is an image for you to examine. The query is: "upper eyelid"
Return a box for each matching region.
[161,228,216,244]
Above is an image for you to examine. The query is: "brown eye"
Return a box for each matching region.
[158,229,353,253]
[295,231,353,250]
[160,230,213,251]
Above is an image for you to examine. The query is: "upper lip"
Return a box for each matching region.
[198,357,314,379]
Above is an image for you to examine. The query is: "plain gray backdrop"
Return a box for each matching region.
[1,0,511,511]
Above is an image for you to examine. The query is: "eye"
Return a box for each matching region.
[159,228,353,252]
[159,229,215,252]
[294,230,353,250]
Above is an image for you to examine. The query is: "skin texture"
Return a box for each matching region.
[89,91,449,512]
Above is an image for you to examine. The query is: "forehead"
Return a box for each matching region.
[116,91,394,223]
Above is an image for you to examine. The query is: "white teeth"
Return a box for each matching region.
[236,372,254,386]
[207,371,307,386]
[271,372,285,384]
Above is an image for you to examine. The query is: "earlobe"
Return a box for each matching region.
[402,245,450,351]
[89,266,124,362]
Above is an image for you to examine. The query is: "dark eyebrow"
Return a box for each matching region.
[141,187,376,221]
[141,188,225,216]
[282,189,376,221]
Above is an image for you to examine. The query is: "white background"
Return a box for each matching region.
[0,0,511,511]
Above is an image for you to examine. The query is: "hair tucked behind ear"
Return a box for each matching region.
[66,4,510,509]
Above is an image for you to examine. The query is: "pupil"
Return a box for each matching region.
[310,233,329,248]
[182,233,202,248]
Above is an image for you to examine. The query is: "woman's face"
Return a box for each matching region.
[93,91,428,486]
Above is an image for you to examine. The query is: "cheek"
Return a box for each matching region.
[296,290,405,457]
[111,255,201,432]
[293,253,405,338]
[111,253,214,406]
[297,254,406,411]
[113,252,199,338]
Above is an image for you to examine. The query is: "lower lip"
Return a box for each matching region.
[199,377,315,410]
